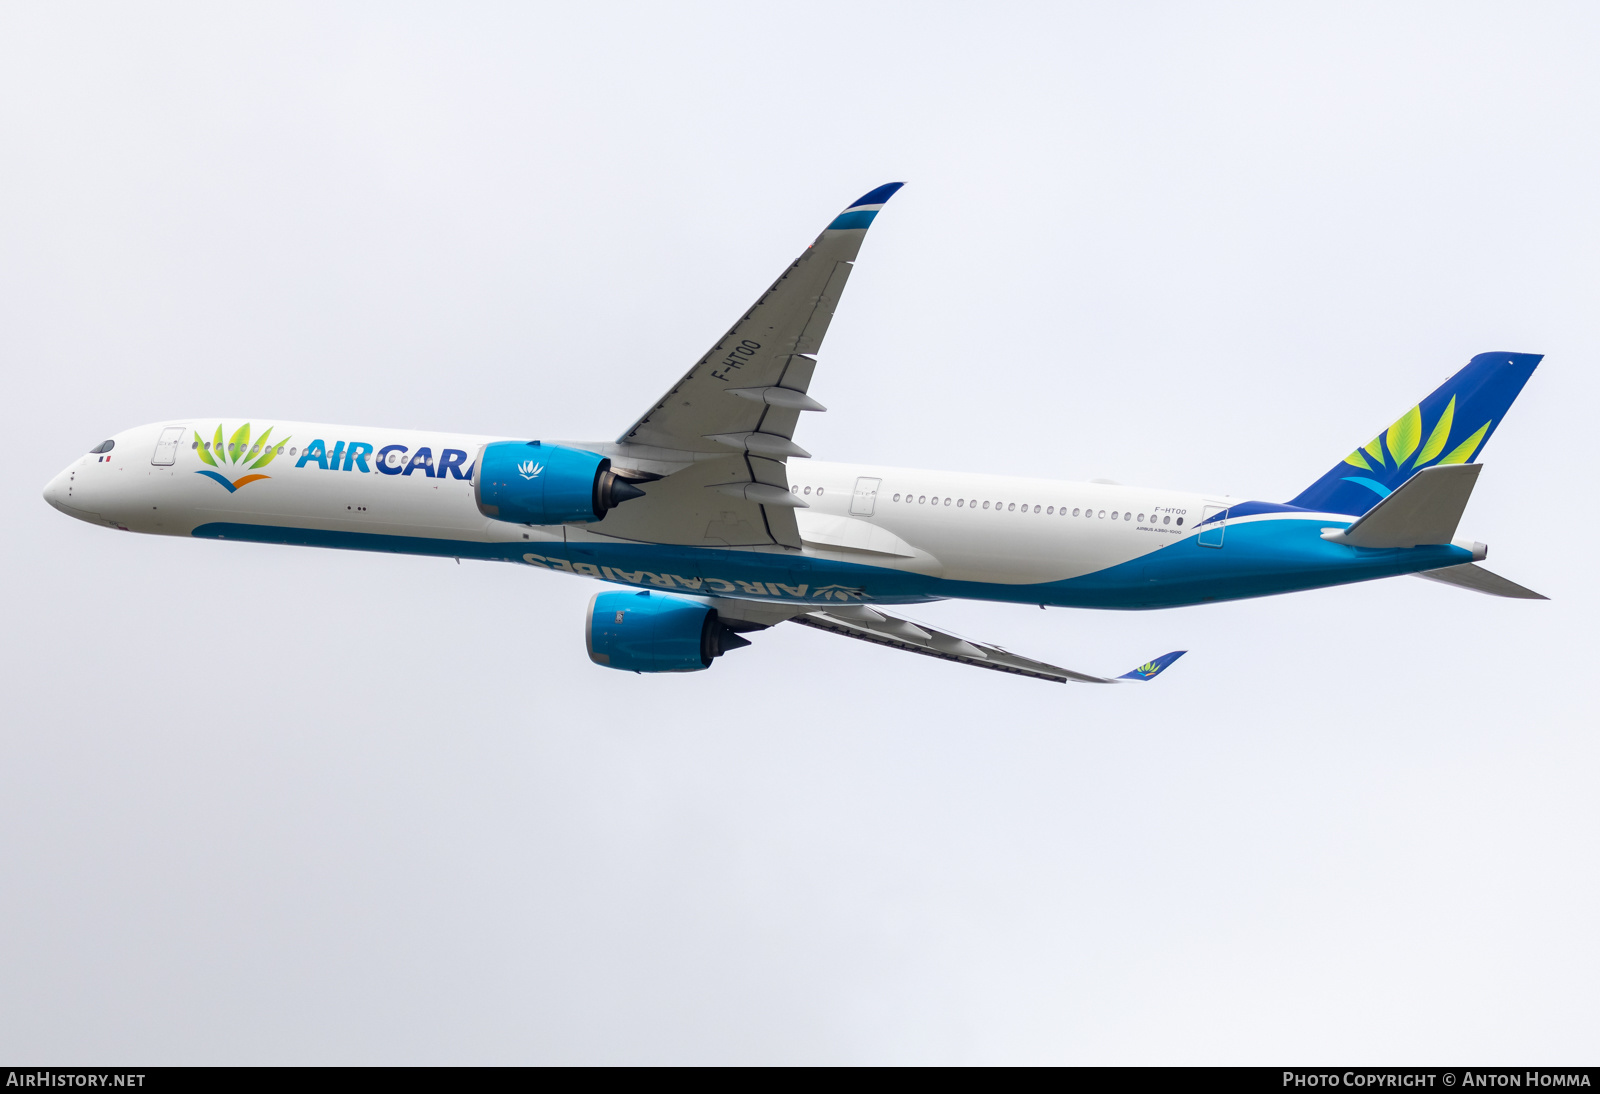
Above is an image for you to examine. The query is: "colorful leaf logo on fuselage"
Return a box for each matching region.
[193,423,291,492]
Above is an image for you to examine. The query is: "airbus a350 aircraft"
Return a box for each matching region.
[43,183,1546,683]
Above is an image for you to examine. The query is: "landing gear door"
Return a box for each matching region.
[850,477,881,517]
[1198,504,1228,548]
[151,426,186,466]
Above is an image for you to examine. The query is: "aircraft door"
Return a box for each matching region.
[151,426,186,466]
[1198,504,1228,548]
[850,476,881,517]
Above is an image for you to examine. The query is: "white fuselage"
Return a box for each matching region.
[44,418,1219,579]
[44,417,1462,611]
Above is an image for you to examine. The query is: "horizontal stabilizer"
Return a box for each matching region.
[1117,651,1187,681]
[1322,463,1480,548]
[1414,563,1548,600]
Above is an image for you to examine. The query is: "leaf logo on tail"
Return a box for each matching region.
[1339,395,1492,499]
[193,423,291,492]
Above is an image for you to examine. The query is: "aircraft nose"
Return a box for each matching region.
[42,468,70,512]
[42,465,98,522]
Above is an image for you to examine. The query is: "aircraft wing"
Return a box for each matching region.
[620,182,902,455]
[602,184,903,549]
[791,603,1186,685]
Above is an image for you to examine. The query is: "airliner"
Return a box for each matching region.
[42,183,1546,683]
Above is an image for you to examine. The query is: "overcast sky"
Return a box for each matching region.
[2,2,1596,1064]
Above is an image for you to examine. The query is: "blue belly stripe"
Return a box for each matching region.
[190,518,1473,610]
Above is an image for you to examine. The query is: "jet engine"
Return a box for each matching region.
[474,441,646,525]
[586,590,752,673]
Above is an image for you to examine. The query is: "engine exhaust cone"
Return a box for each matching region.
[610,478,647,505]
[593,469,648,517]
[700,613,753,664]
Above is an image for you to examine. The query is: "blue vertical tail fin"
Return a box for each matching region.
[1287,352,1541,517]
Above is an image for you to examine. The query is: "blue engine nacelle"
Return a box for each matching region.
[474,440,645,525]
[586,590,753,673]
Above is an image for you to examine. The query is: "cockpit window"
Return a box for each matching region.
[89,439,114,454]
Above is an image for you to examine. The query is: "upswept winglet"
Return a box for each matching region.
[1117,651,1187,682]
[825,182,906,231]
